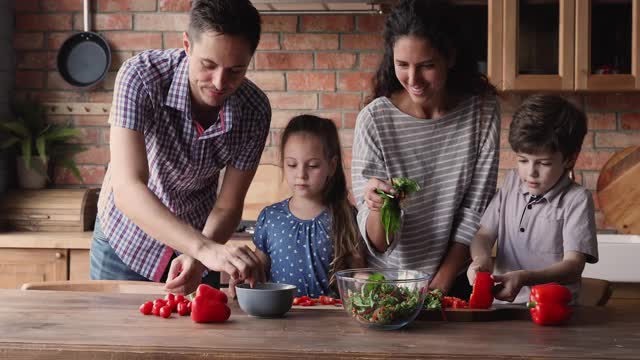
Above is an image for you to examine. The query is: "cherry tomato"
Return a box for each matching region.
[165,293,175,302]
[139,301,153,315]
[175,294,185,303]
[159,305,172,318]
[166,299,177,313]
[152,302,163,316]
[177,301,190,316]
[153,298,166,307]
[186,301,192,312]
[300,300,315,306]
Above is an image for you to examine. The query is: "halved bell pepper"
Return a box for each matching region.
[526,283,572,326]
[469,271,494,309]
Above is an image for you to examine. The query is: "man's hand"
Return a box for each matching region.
[467,255,494,286]
[197,242,266,288]
[492,270,529,302]
[164,254,207,295]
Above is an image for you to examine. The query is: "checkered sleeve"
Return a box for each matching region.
[232,97,271,171]
[108,59,153,132]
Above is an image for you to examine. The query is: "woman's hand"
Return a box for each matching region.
[363,177,394,212]
[164,254,207,295]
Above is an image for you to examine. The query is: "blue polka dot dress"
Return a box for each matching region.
[253,198,333,297]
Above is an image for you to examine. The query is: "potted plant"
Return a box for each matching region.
[0,101,86,189]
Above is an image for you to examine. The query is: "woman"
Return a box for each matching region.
[352,0,500,298]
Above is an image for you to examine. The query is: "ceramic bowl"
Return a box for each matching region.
[235,282,297,317]
[336,268,430,330]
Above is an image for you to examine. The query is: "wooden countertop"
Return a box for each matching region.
[0,231,254,250]
[1,289,639,359]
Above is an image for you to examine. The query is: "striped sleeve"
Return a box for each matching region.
[451,100,500,246]
[108,59,153,132]
[351,106,390,256]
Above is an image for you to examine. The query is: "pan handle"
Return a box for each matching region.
[83,0,89,32]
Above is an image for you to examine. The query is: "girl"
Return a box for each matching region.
[352,0,500,299]
[253,115,365,297]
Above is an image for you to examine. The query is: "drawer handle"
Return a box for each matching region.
[55,252,64,259]
[28,215,50,219]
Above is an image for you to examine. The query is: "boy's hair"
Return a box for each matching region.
[280,115,361,289]
[188,0,261,53]
[509,94,588,160]
[369,0,496,103]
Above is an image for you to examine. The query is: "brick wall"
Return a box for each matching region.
[12,0,640,232]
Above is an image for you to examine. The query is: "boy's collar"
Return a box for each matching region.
[518,172,573,207]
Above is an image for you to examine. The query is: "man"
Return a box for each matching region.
[91,0,270,294]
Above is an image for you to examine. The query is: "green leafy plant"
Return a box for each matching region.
[0,101,86,182]
[375,177,421,245]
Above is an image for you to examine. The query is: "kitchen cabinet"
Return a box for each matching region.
[501,0,639,91]
[0,248,67,288]
[503,0,576,90]
[575,0,640,90]
[69,249,90,281]
[0,232,92,288]
[451,0,505,89]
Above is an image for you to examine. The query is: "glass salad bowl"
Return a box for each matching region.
[336,268,430,330]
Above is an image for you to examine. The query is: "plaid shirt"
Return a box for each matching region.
[97,49,271,281]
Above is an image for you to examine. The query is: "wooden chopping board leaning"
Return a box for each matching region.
[596,146,640,234]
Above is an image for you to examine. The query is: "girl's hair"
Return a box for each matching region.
[280,115,361,289]
[369,0,496,102]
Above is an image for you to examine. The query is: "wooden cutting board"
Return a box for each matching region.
[291,304,530,321]
[597,146,640,234]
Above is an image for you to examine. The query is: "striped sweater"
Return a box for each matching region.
[351,95,500,275]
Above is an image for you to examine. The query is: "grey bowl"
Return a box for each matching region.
[235,282,297,317]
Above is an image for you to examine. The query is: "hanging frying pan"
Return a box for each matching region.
[57,0,111,88]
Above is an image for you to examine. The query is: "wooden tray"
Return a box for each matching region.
[291,304,530,321]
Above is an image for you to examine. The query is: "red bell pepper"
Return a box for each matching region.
[526,283,573,326]
[469,271,494,309]
[190,284,231,323]
[195,283,228,304]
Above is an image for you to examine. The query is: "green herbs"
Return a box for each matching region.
[346,273,422,325]
[375,177,421,245]
[423,289,443,310]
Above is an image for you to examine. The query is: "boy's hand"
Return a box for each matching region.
[492,270,529,302]
[467,255,494,285]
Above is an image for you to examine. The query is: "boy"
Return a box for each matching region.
[467,94,598,304]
